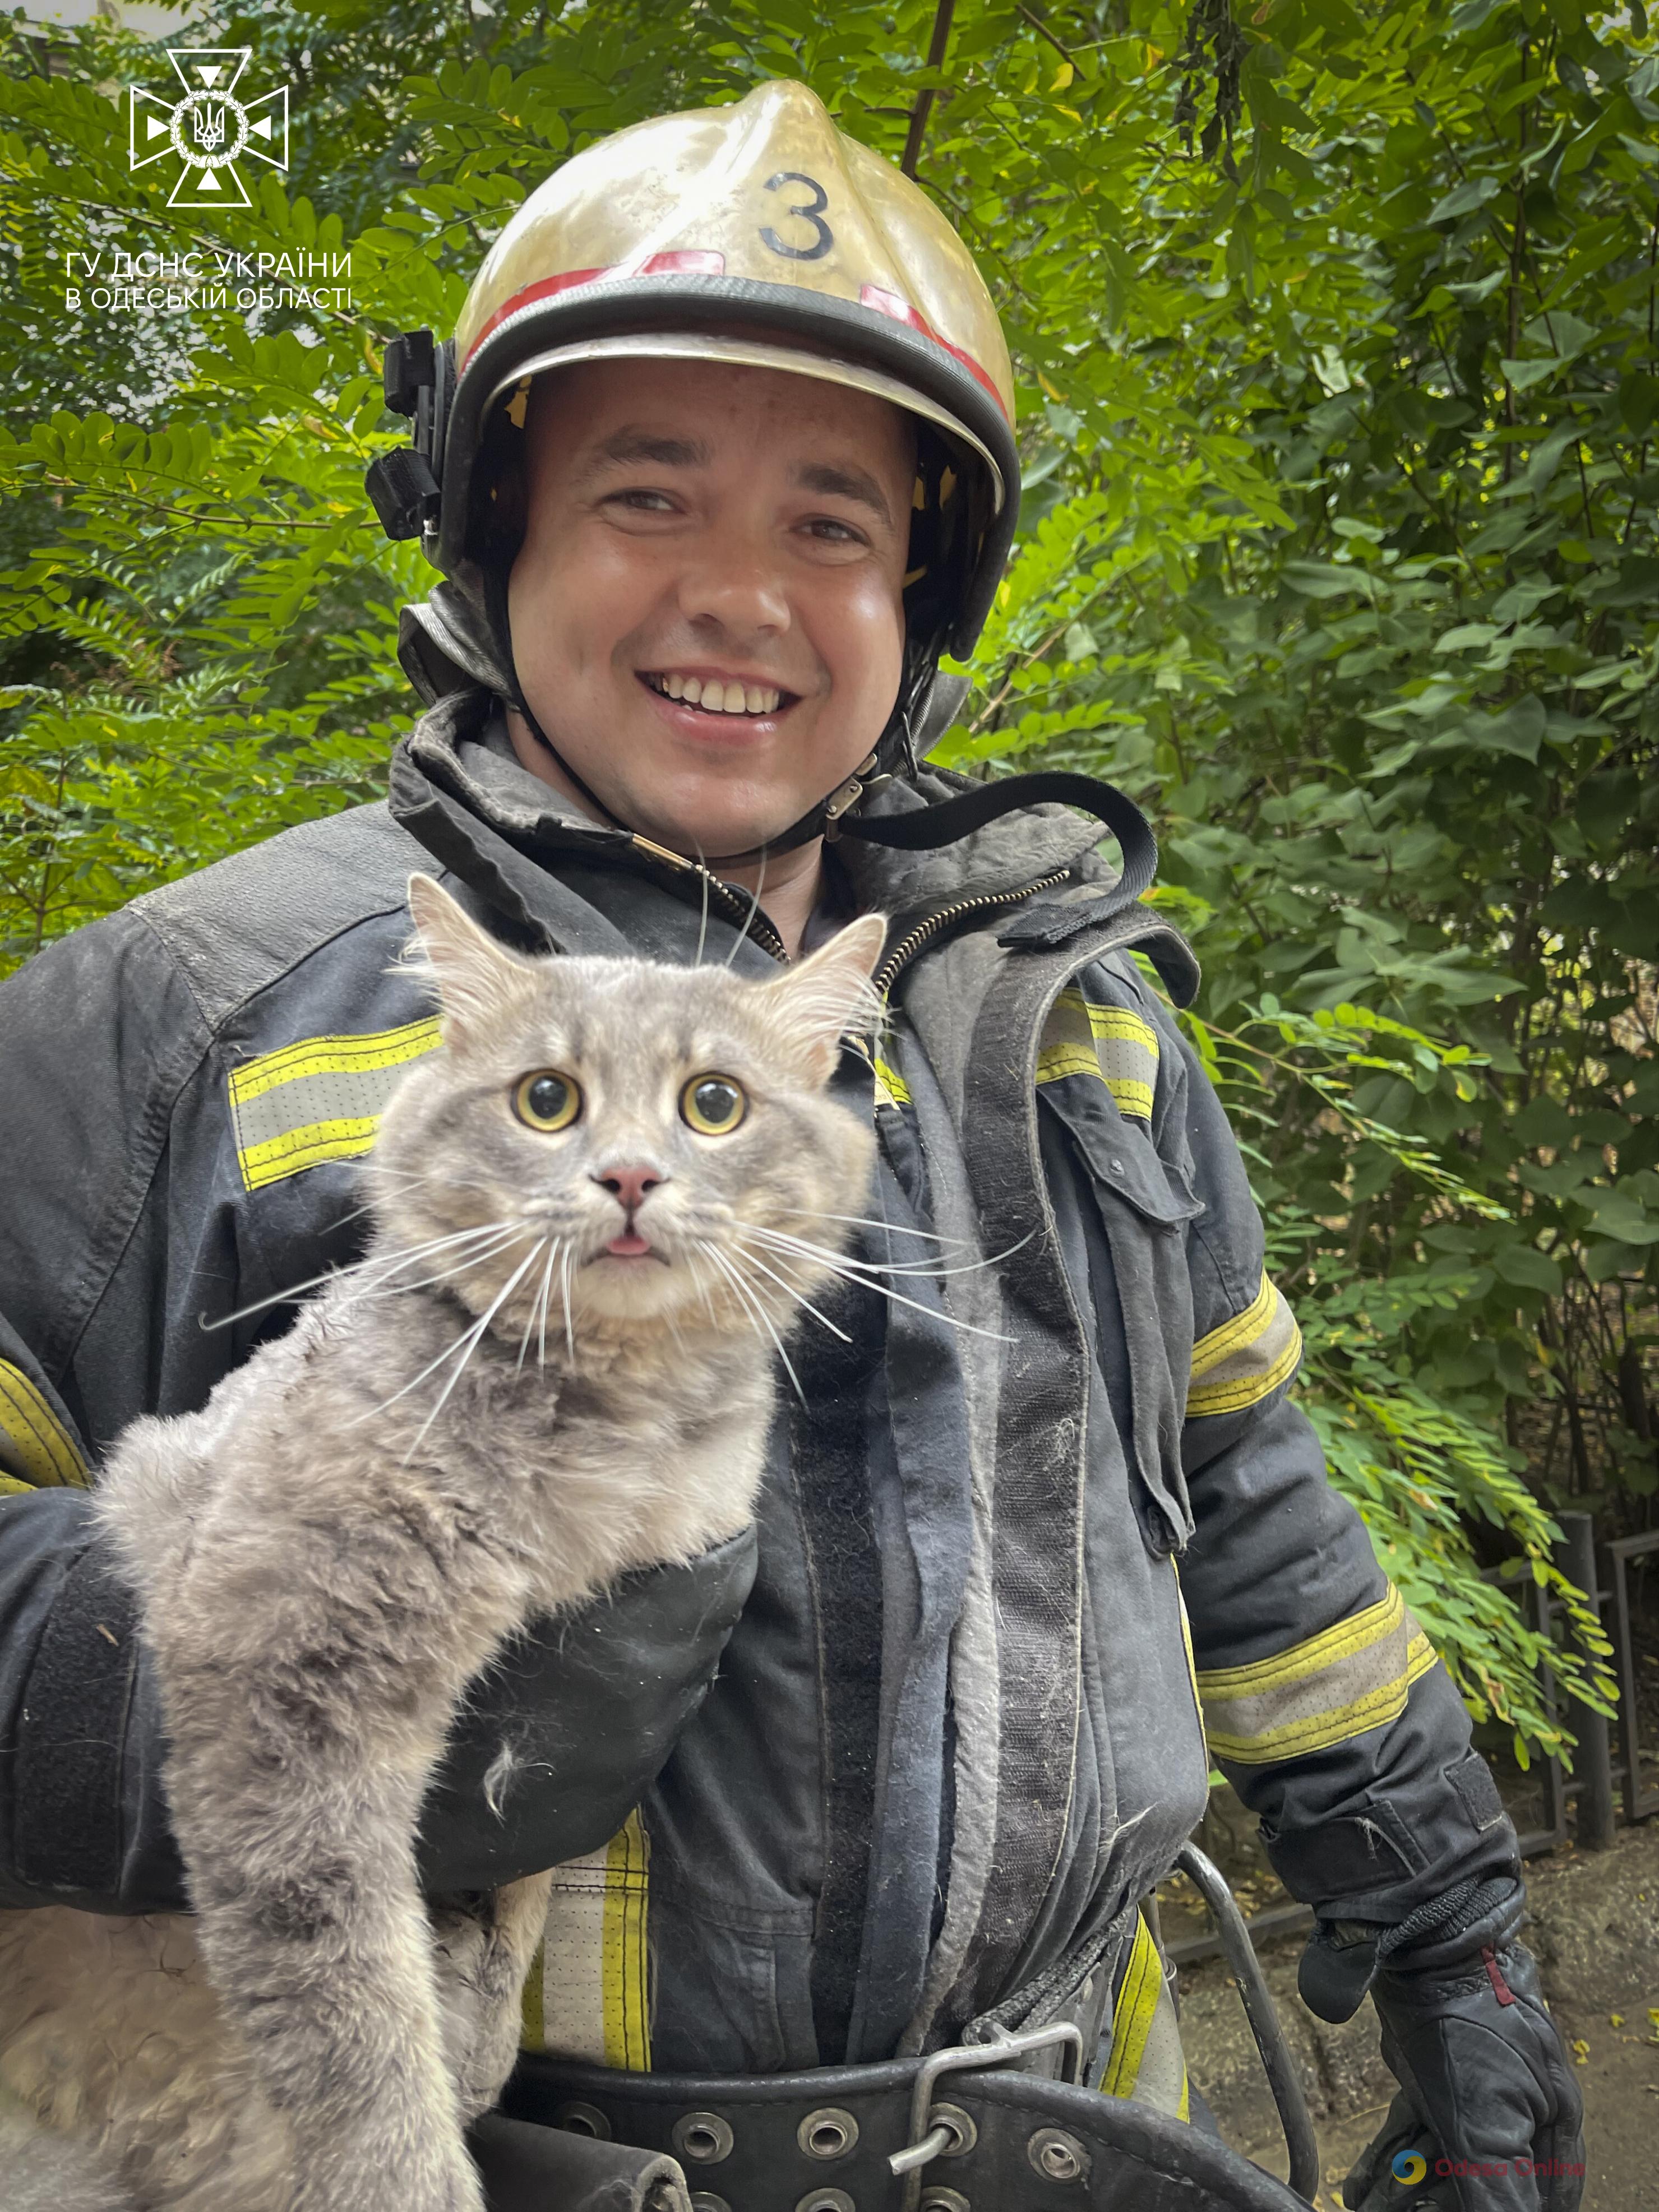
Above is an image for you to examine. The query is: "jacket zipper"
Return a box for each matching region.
[635,834,1075,985]
[631,834,789,964]
[872,868,1073,998]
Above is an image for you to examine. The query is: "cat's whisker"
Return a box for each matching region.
[745,1223,1032,1280]
[350,1230,543,1427]
[740,1233,971,1283]
[359,1229,531,1304]
[721,1242,852,1342]
[202,1221,519,1331]
[774,1209,969,1247]
[694,845,710,969]
[560,1240,576,1363]
[406,1240,549,1452]
[519,1239,561,1376]
[736,1230,1017,1343]
[700,1242,808,1406]
[533,1238,560,1371]
[683,1250,722,1330]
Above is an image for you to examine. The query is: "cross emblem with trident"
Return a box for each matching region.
[128,47,289,211]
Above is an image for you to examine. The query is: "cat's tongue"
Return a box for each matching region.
[606,1232,653,1258]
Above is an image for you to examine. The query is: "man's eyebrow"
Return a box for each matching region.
[791,460,894,528]
[577,427,713,478]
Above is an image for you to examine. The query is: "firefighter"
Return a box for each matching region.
[0,80,1581,2211]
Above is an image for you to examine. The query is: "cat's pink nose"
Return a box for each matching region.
[594,1164,665,1215]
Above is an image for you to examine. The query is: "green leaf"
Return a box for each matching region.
[1426,175,1503,222]
[1490,1245,1563,1294]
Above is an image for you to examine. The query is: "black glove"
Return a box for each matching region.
[416,1523,756,1891]
[1301,1878,1584,2212]
[0,1487,756,1911]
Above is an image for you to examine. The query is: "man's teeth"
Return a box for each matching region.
[651,674,783,715]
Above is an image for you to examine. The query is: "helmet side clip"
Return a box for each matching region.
[366,328,451,544]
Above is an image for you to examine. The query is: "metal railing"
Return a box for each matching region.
[1167,1508,1656,1969]
[1605,1525,1659,1826]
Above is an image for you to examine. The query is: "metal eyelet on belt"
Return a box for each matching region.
[889,2020,1085,2211]
[1028,2125,1092,2182]
[795,2192,856,2212]
[551,2098,612,2139]
[689,2197,733,2212]
[673,2111,735,2164]
[919,2190,971,2212]
[925,2103,976,2158]
[798,2106,861,2159]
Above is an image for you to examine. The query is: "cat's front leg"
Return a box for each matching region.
[431,1872,553,2121]
[182,1799,484,2212]
[138,1501,534,2212]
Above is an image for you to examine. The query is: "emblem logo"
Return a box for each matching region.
[128,47,289,210]
[1390,2149,1430,2185]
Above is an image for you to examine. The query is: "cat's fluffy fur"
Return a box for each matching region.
[0,878,882,2212]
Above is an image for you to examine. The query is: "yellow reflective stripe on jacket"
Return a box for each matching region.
[228,1017,443,1191]
[521,1812,651,2070]
[1196,1586,1440,1766]
[1098,1912,1188,2117]
[1185,1275,1302,1417]
[1036,989,1159,1121]
[0,1360,88,1488]
[872,1055,912,1110]
[1098,1911,1161,2097]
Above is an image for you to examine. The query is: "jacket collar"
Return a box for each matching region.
[390,686,1123,945]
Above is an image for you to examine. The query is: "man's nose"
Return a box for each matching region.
[593,1164,666,1214]
[676,535,791,635]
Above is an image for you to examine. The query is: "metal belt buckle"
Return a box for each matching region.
[888,2020,1085,2210]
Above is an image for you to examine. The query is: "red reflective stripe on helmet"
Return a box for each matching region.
[463,250,728,365]
[858,284,1011,423]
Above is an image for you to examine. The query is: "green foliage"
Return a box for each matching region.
[2,0,1648,1759]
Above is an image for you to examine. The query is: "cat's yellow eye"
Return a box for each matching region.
[681,1075,747,1136]
[512,1070,581,1132]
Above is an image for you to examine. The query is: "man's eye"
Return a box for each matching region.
[607,488,677,513]
[802,516,865,544]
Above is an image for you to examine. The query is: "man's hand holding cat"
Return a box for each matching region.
[49,1516,759,1916]
[417,1525,757,1893]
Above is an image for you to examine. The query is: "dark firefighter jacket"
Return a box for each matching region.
[0,684,1518,2078]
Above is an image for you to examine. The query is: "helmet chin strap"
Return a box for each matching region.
[482,581,1154,893]
[485,564,928,874]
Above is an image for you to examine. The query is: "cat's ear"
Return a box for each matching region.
[405,874,539,1049]
[760,913,888,1082]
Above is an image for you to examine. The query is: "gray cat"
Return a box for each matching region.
[0,876,884,2212]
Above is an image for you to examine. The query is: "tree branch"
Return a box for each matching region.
[901,0,958,179]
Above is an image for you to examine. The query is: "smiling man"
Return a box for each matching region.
[0,78,1582,2212]
[500,356,917,949]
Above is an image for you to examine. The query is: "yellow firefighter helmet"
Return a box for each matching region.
[368,78,1020,670]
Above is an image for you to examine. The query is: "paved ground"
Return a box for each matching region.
[1175,1821,1659,2210]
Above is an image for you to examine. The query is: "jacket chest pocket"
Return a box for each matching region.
[1039,1075,1203,1554]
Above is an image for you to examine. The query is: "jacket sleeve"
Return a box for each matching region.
[1153,1013,1519,1926]
[0,899,760,1912]
[0,910,212,1910]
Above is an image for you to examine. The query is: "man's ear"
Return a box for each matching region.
[405,874,539,1049]
[760,913,888,1084]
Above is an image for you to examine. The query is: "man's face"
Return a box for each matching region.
[506,356,914,859]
